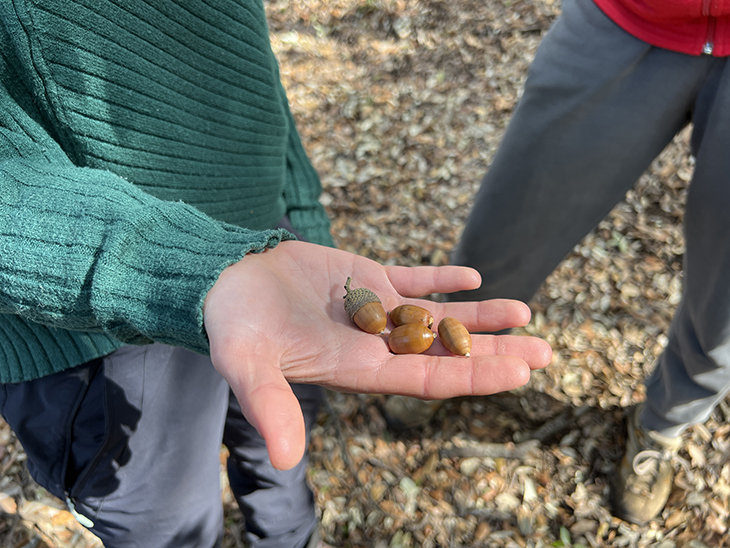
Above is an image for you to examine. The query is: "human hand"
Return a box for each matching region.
[203,241,552,470]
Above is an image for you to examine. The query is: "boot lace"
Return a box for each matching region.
[632,449,693,481]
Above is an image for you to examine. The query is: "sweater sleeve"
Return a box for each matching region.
[0,81,294,355]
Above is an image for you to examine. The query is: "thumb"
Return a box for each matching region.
[227,360,306,471]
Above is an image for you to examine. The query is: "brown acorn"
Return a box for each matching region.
[343,277,387,334]
[437,317,472,357]
[388,323,436,354]
[389,304,434,328]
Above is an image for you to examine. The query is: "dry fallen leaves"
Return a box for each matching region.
[1,0,728,547]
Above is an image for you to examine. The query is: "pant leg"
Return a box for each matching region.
[641,57,730,437]
[0,343,230,548]
[449,0,712,303]
[223,384,323,548]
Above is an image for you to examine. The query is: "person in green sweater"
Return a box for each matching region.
[0,1,552,547]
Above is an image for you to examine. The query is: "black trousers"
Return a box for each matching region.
[0,344,322,548]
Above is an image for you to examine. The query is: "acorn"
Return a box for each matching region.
[388,323,436,354]
[437,317,472,357]
[389,304,434,329]
[343,277,387,334]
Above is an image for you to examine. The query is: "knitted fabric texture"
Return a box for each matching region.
[0,0,333,382]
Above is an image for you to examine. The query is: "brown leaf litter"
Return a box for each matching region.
[0,0,727,546]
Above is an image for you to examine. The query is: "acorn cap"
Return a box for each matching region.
[344,277,381,321]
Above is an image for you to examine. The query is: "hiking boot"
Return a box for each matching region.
[383,396,444,429]
[612,404,683,525]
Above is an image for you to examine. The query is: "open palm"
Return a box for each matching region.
[204,241,552,469]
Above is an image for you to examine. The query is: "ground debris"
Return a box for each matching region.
[1,0,726,547]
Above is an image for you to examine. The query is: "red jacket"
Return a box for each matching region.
[593,0,730,55]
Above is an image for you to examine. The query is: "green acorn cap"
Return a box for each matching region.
[343,277,381,321]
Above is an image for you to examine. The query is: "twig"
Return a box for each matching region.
[439,439,540,460]
[321,394,357,478]
[2,514,19,548]
[465,508,515,521]
[513,404,590,443]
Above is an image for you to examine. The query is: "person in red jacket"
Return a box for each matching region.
[448,0,730,526]
[594,0,730,55]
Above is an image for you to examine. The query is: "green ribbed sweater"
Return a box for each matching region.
[0,0,333,383]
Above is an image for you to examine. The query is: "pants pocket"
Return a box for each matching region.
[64,358,111,499]
[0,358,106,501]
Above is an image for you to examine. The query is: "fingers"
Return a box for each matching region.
[328,333,552,400]
[384,265,482,297]
[374,354,535,399]
[442,333,553,370]
[435,299,532,332]
[381,265,533,332]
[224,357,307,471]
[414,330,551,369]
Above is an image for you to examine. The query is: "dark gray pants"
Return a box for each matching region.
[451,0,730,437]
[0,344,322,548]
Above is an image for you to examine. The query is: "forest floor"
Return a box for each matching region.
[0,0,727,547]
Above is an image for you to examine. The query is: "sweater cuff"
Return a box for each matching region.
[94,202,296,354]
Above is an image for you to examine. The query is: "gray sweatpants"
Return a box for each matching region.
[0,344,322,548]
[450,0,730,438]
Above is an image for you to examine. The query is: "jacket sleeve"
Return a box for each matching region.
[0,79,294,356]
[277,80,335,248]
